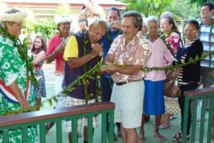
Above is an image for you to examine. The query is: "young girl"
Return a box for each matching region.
[31,35,47,110]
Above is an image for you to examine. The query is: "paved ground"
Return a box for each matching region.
[41,63,213,143]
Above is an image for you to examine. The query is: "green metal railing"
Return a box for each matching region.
[0,102,115,143]
[183,87,214,143]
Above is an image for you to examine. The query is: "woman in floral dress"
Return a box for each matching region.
[31,35,47,110]
[0,8,38,142]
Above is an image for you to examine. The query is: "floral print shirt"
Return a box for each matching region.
[167,32,182,56]
[108,32,152,82]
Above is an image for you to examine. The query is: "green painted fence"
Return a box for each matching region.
[0,102,115,143]
[183,87,214,143]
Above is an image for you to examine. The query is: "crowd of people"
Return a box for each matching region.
[0,1,213,143]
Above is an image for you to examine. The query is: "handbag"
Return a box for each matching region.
[164,71,181,98]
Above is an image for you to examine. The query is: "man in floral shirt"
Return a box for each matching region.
[102,11,151,143]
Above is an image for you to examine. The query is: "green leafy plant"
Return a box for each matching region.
[121,0,173,17]
[23,19,58,41]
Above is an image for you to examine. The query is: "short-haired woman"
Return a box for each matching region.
[0,8,38,142]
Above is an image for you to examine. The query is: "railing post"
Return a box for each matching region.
[87,114,93,143]
[207,95,214,143]
[2,129,9,143]
[183,87,214,143]
[108,109,114,143]
[22,126,28,143]
[101,112,107,143]
[39,121,46,143]
[190,99,198,143]
[56,120,63,143]
[199,98,206,143]
[72,117,78,143]
[182,95,190,143]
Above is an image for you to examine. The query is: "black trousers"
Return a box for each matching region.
[178,83,198,135]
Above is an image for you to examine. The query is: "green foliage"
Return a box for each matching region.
[22,3,73,41]
[190,0,208,6]
[24,19,57,41]
[62,61,102,104]
[120,0,201,33]
[121,0,173,17]
[34,19,58,41]
[171,0,201,21]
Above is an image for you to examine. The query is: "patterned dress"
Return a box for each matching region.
[34,60,46,98]
[0,36,38,143]
[164,32,182,114]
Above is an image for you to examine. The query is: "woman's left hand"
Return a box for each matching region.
[18,97,31,110]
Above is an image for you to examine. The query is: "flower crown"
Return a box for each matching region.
[0,8,27,22]
[56,16,72,25]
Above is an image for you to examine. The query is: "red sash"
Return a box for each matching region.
[0,80,30,104]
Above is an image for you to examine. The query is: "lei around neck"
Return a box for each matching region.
[159,30,178,57]
[82,31,100,103]
[0,24,37,85]
[106,29,122,45]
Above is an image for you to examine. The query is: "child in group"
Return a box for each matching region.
[31,35,47,110]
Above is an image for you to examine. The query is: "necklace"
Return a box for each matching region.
[82,31,99,103]
[60,32,70,44]
[0,25,37,85]
[159,31,176,56]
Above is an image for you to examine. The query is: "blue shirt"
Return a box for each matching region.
[101,29,122,58]
[101,28,122,78]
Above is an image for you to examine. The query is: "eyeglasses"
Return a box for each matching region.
[184,29,197,33]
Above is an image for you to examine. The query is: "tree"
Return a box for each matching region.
[190,0,210,6]
[120,0,201,33]
[172,0,200,20]
[171,0,201,33]
[121,0,173,17]
[23,19,57,41]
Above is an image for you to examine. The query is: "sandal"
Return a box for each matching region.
[170,115,177,120]
[159,124,171,129]
[172,131,190,143]
[172,131,182,143]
